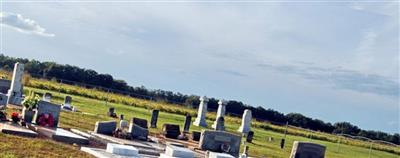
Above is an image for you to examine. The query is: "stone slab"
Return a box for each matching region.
[82,147,158,158]
[107,143,139,157]
[164,144,194,158]
[89,132,164,156]
[0,123,37,138]
[53,128,89,145]
[34,100,61,127]
[208,152,235,158]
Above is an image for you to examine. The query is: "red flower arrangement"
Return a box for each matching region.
[11,112,20,123]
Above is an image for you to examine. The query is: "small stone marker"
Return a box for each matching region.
[246,131,254,143]
[159,144,195,158]
[199,130,241,157]
[33,100,61,127]
[192,131,201,141]
[238,109,252,134]
[163,124,181,139]
[212,100,227,128]
[108,107,117,117]
[129,118,149,140]
[43,92,52,102]
[289,141,326,158]
[7,62,24,105]
[62,95,73,110]
[106,143,140,157]
[120,120,129,129]
[150,109,159,128]
[193,96,208,127]
[94,120,117,135]
[213,116,225,131]
[183,114,192,133]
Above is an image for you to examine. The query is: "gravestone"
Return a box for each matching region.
[0,79,11,94]
[43,92,52,102]
[289,141,326,158]
[129,118,148,140]
[120,120,129,129]
[238,109,252,134]
[150,109,159,128]
[7,62,24,105]
[212,100,227,128]
[33,101,61,127]
[108,107,117,117]
[163,124,181,139]
[246,131,254,143]
[193,96,208,127]
[94,120,117,135]
[160,144,195,158]
[1,123,38,138]
[62,96,73,110]
[199,130,241,157]
[0,93,8,106]
[192,131,201,141]
[213,117,225,131]
[183,114,192,133]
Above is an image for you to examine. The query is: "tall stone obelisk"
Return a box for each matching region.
[193,96,208,127]
[7,62,24,105]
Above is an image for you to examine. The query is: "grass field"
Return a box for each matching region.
[10,85,396,158]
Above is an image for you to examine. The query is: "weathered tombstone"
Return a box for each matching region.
[163,124,181,139]
[246,131,254,143]
[33,101,61,127]
[7,63,24,105]
[289,141,326,158]
[212,100,227,128]
[0,79,11,94]
[42,92,52,102]
[237,109,252,134]
[199,130,241,157]
[160,144,195,158]
[0,93,8,106]
[213,117,225,131]
[192,131,201,141]
[150,109,159,128]
[193,96,208,127]
[129,118,148,140]
[94,120,117,135]
[120,120,129,129]
[62,96,72,109]
[183,114,192,133]
[108,107,117,117]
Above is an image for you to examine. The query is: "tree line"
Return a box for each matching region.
[0,54,398,145]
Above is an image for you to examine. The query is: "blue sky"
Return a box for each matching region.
[1,1,399,133]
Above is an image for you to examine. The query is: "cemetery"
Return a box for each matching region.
[0,62,398,158]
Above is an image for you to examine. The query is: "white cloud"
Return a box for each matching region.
[0,12,55,37]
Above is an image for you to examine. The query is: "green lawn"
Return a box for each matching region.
[14,87,397,158]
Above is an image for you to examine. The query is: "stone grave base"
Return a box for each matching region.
[28,125,89,145]
[0,122,37,138]
[82,147,159,158]
[89,132,164,156]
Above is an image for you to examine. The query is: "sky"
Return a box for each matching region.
[0,1,399,133]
